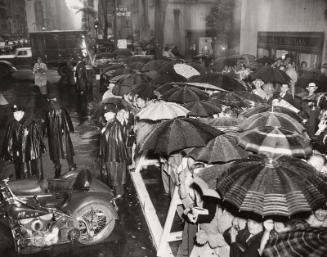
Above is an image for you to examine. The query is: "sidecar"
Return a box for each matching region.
[8,169,118,246]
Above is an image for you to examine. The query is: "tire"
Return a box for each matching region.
[72,200,116,245]
[58,64,68,77]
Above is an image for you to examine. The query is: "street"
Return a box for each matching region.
[0,69,158,257]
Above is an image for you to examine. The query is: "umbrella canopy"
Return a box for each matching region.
[238,126,312,158]
[151,73,187,86]
[198,117,240,132]
[161,86,209,104]
[256,56,275,65]
[240,104,303,123]
[239,111,306,134]
[139,117,222,156]
[130,83,156,100]
[209,91,249,109]
[188,73,248,91]
[216,155,327,217]
[116,73,152,88]
[112,84,131,96]
[251,66,291,84]
[187,134,248,163]
[113,48,132,57]
[136,100,189,121]
[186,82,226,91]
[263,227,327,257]
[184,100,221,117]
[173,63,200,79]
[141,59,173,74]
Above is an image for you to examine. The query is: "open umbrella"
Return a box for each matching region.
[161,86,209,104]
[240,104,303,123]
[209,91,249,109]
[216,155,327,217]
[141,59,173,74]
[130,83,156,100]
[238,126,312,158]
[184,100,221,117]
[263,227,327,257]
[188,73,248,91]
[256,56,275,65]
[187,134,248,163]
[136,100,189,121]
[173,63,200,79]
[116,73,152,88]
[239,111,306,134]
[139,117,222,156]
[151,73,187,86]
[251,66,291,84]
[198,117,240,132]
[113,48,132,57]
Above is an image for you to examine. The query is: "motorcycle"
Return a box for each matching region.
[0,169,118,254]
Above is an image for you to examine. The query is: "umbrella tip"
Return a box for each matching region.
[264,157,276,168]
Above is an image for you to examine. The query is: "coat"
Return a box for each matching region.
[46,100,74,162]
[33,62,48,87]
[1,118,46,163]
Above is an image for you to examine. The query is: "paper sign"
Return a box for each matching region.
[117,39,127,49]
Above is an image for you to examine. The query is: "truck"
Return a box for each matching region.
[29,30,88,76]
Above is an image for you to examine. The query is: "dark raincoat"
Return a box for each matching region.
[99,118,128,187]
[1,118,46,178]
[46,100,74,163]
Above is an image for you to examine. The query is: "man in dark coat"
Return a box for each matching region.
[1,105,46,179]
[46,98,76,178]
[99,103,128,197]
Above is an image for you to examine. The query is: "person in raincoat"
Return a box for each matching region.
[1,105,46,179]
[33,57,48,95]
[46,97,76,178]
[99,103,128,197]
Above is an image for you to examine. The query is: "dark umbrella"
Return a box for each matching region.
[239,104,303,123]
[216,155,327,217]
[238,126,312,158]
[151,73,187,87]
[141,59,173,74]
[187,134,248,163]
[116,73,152,88]
[239,111,306,134]
[256,56,275,65]
[113,48,132,57]
[263,227,327,257]
[183,100,221,117]
[139,117,222,156]
[188,73,248,91]
[101,64,125,76]
[130,83,156,100]
[127,61,145,71]
[209,91,249,109]
[251,66,291,84]
[161,86,209,104]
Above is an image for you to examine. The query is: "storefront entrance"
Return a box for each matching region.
[257,31,324,69]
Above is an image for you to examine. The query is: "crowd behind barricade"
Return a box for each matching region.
[2,47,327,257]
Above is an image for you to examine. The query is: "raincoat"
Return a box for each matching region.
[46,100,75,163]
[1,118,46,178]
[99,118,128,189]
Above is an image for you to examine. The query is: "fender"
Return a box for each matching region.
[61,192,118,220]
[0,60,16,71]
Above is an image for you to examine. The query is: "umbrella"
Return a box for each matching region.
[239,111,306,134]
[101,64,125,76]
[127,61,145,70]
[263,227,327,257]
[139,117,222,156]
[184,100,221,117]
[141,59,173,73]
[240,104,303,123]
[116,73,152,88]
[209,91,249,109]
[238,126,312,158]
[187,134,248,163]
[161,86,209,104]
[198,117,240,132]
[136,100,189,121]
[251,66,291,84]
[151,73,187,86]
[173,63,200,79]
[130,83,156,100]
[186,82,226,91]
[188,73,248,91]
[216,155,327,217]
[156,82,225,94]
[112,84,130,96]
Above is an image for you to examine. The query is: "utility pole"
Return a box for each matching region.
[113,0,117,49]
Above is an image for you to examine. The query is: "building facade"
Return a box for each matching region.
[0,0,28,40]
[240,0,327,68]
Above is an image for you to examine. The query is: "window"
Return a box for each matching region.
[17,50,27,56]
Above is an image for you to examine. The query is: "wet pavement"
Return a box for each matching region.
[0,70,164,257]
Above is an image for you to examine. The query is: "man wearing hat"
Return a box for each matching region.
[1,105,46,179]
[45,96,76,178]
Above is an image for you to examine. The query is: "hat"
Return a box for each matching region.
[307,82,318,88]
[12,104,24,112]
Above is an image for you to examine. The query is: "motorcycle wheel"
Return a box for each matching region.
[72,201,116,245]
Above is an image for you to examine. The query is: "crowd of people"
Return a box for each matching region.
[2,48,327,257]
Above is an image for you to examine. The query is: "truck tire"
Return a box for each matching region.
[58,64,68,77]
